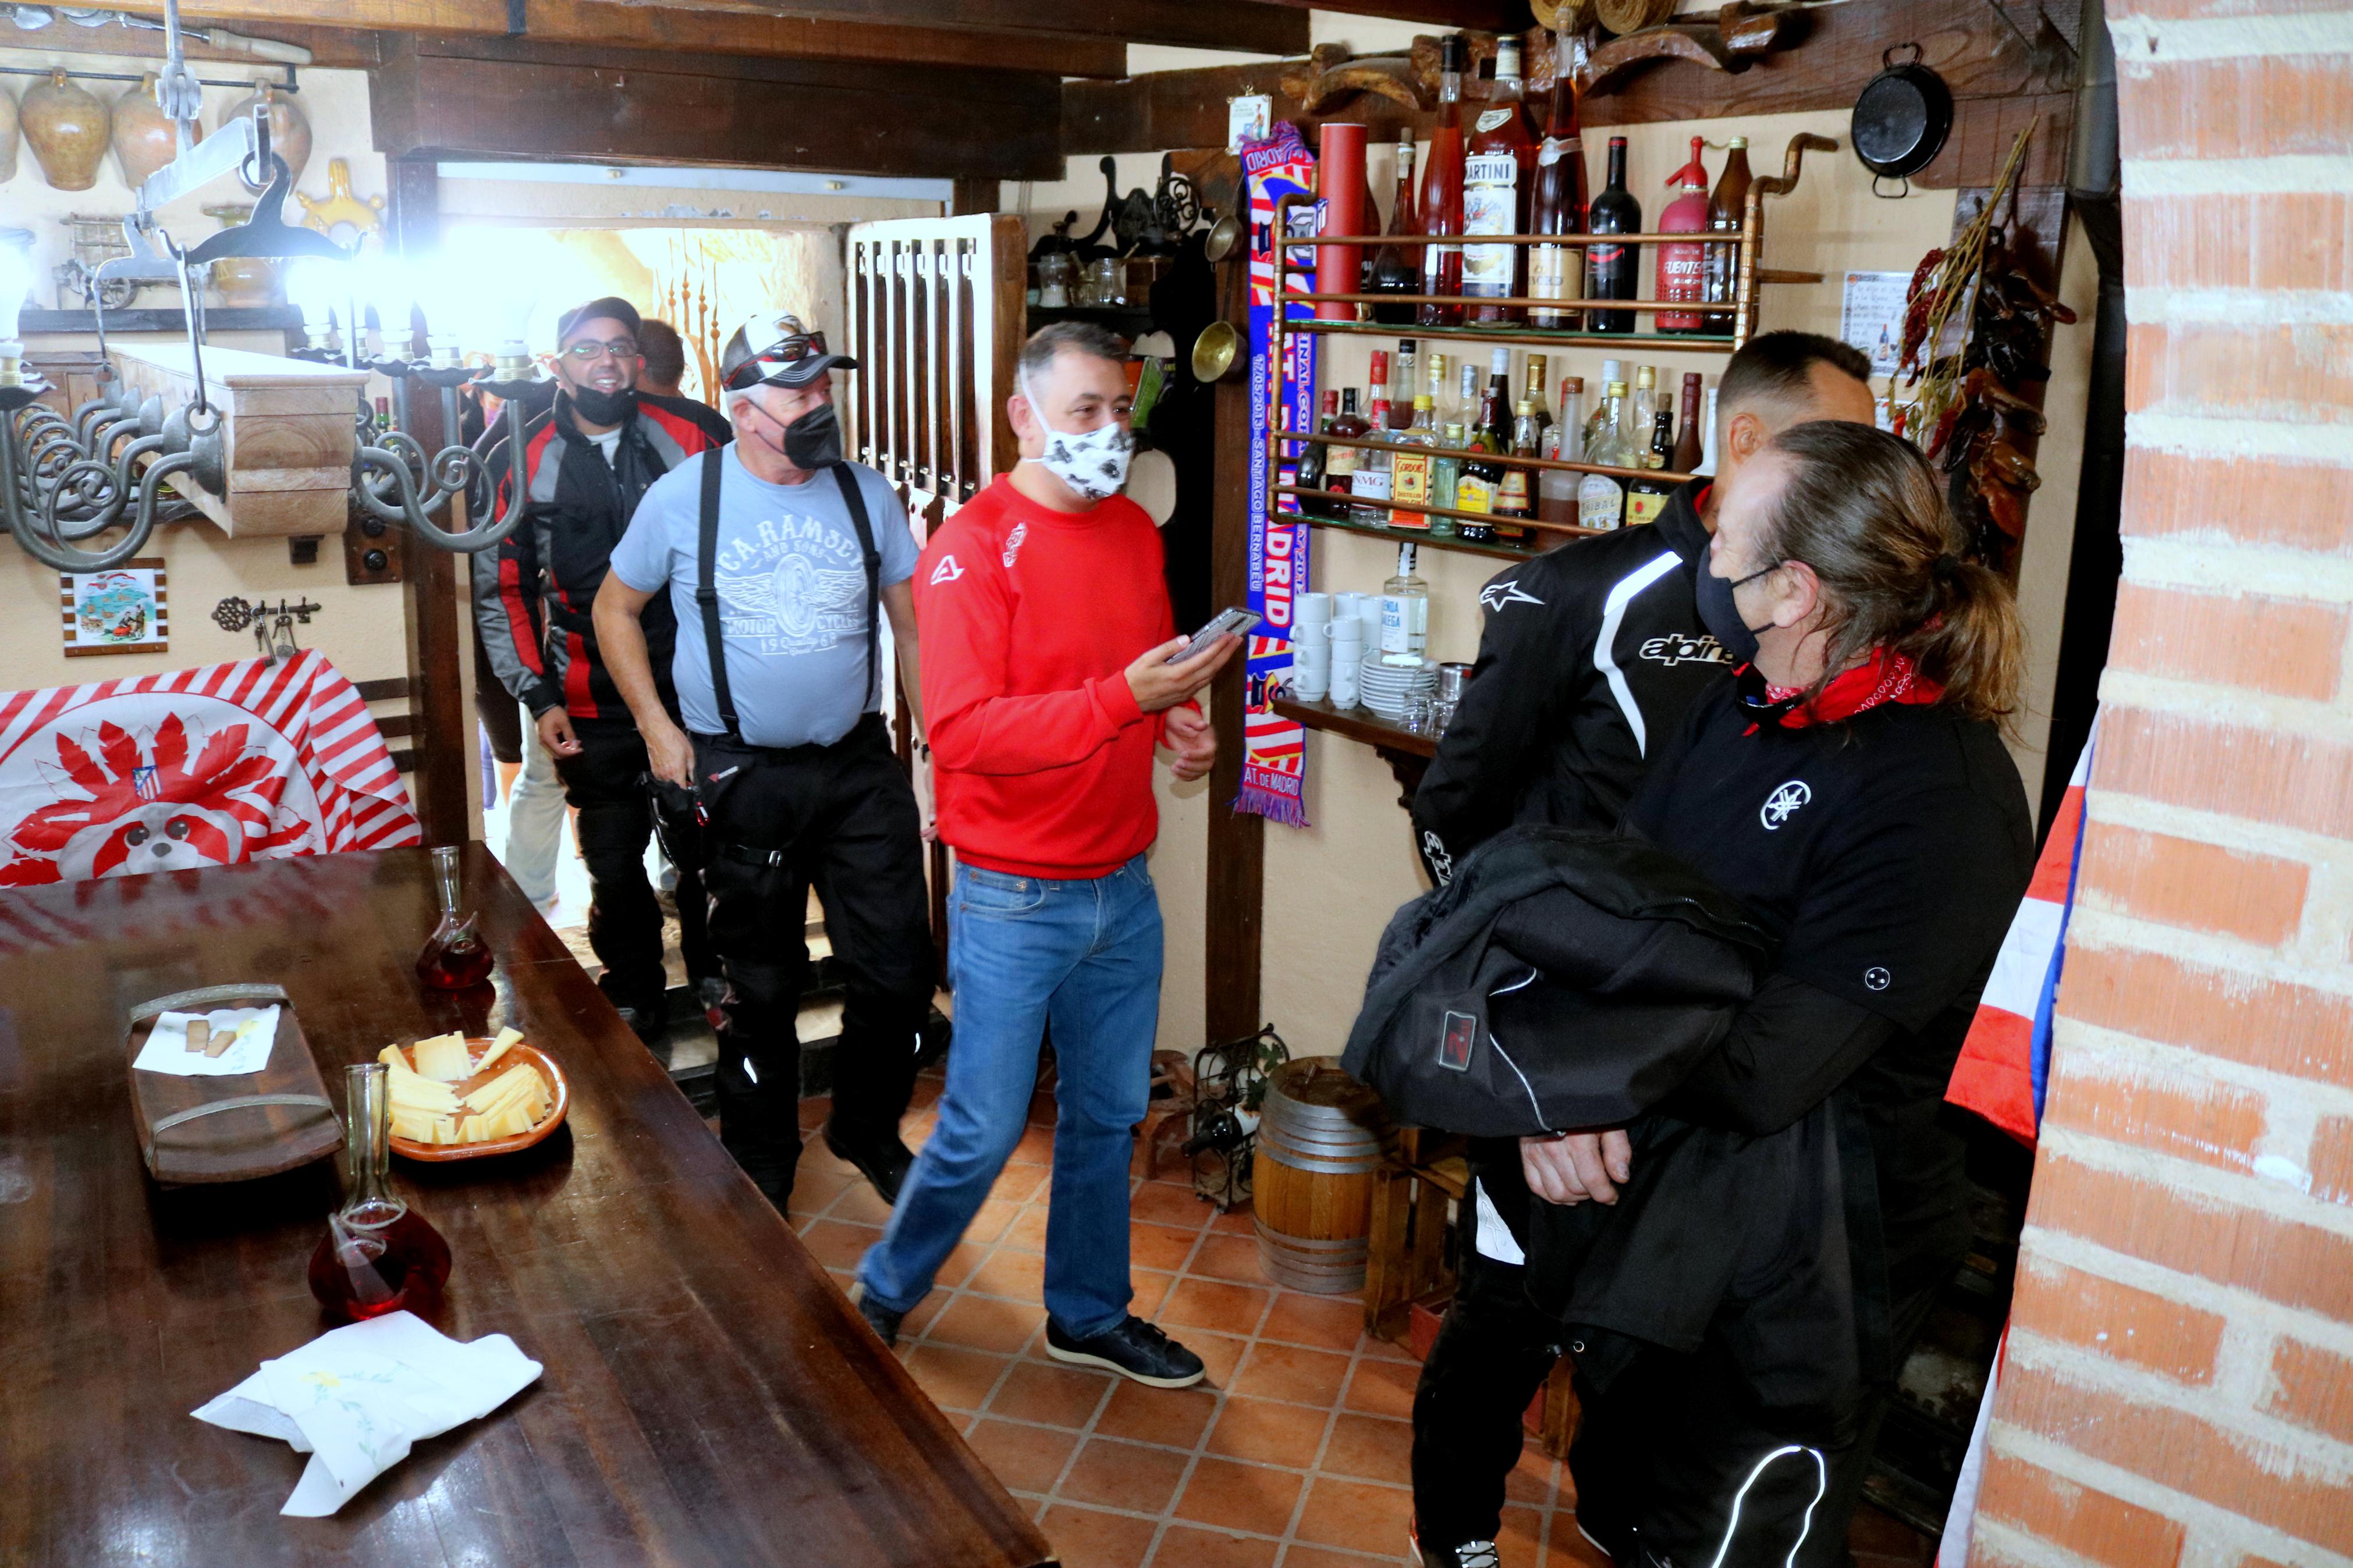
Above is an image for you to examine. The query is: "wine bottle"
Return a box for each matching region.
[1527,29,1587,332]
[1354,356,1394,522]
[1585,136,1640,335]
[1418,35,1469,328]
[1463,34,1538,325]
[1671,372,1703,476]
[1702,136,1752,335]
[1368,132,1422,326]
[1658,136,1712,334]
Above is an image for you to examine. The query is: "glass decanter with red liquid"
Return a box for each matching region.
[308,1062,452,1323]
[416,844,494,989]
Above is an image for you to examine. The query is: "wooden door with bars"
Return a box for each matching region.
[843,213,1028,976]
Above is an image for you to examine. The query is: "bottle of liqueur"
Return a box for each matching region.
[1417,34,1469,328]
[1703,136,1752,335]
[1296,390,1336,518]
[1379,542,1430,660]
[1671,372,1705,475]
[1628,364,1658,451]
[1457,361,1481,436]
[1367,131,1422,326]
[1326,387,1368,510]
[1577,379,1634,529]
[1433,424,1467,531]
[1353,353,1394,522]
[1699,386,1722,475]
[1581,358,1624,460]
[1627,400,1678,527]
[1527,30,1587,331]
[1463,34,1539,325]
[1658,136,1712,334]
[1426,351,1454,428]
[1390,394,1442,529]
[1585,136,1641,334]
[1521,354,1553,447]
[1389,339,1418,431]
[1539,375,1583,524]
[1497,397,1541,542]
[1454,379,1510,542]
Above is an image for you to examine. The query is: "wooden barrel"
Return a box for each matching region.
[1252,1057,1394,1295]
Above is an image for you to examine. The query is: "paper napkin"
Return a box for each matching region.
[132,1005,280,1078]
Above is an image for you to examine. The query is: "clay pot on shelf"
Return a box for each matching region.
[0,80,20,184]
[22,69,110,193]
[112,74,178,191]
[203,204,280,308]
[218,81,310,194]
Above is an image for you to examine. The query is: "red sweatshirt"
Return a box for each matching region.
[916,477,1173,878]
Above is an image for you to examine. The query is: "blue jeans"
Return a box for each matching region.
[858,855,1162,1339]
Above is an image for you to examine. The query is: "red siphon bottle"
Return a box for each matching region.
[416,844,495,989]
[1417,34,1469,328]
[308,1062,453,1324]
[1657,136,1713,335]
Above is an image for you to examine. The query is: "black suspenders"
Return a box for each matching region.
[693,451,883,743]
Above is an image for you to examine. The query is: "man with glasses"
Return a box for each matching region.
[476,296,733,1045]
[594,308,934,1213]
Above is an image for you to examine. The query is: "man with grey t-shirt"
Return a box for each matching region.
[596,309,932,1211]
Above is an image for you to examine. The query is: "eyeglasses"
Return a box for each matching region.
[559,337,640,362]
[722,329,829,390]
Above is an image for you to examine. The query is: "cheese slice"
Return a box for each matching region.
[462,1063,541,1114]
[413,1033,473,1082]
[475,1027,525,1073]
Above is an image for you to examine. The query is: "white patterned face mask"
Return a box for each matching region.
[1018,366,1134,502]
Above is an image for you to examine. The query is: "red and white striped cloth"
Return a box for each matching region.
[0,650,418,891]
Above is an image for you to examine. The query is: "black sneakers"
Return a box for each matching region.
[824,1123,915,1205]
[1044,1315,1206,1388]
[848,1282,904,1348]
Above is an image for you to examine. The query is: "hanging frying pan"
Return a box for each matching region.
[1851,44,1953,198]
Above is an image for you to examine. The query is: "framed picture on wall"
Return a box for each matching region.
[60,560,169,657]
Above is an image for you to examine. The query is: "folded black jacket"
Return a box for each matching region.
[1341,825,1772,1139]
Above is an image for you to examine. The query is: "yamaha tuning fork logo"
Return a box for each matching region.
[1760,780,1811,830]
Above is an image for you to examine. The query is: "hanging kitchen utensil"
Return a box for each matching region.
[1202,212,1244,264]
[1851,44,1953,198]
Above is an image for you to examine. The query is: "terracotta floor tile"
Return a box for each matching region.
[1188,1232,1270,1284]
[969,1247,1048,1303]
[966,1196,1024,1246]
[901,1344,1009,1413]
[1341,1354,1421,1418]
[1504,1441,1560,1507]
[1230,1342,1351,1408]
[1004,1203,1052,1253]
[1028,1090,1059,1126]
[1160,1277,1270,1337]
[828,1181,895,1226]
[1058,1436,1191,1513]
[1497,1505,1549,1561]
[1011,1123,1058,1165]
[797,1095,833,1130]
[1147,1524,1279,1567]
[994,1164,1054,1202]
[1260,1291,1369,1353]
[796,1218,882,1271]
[1171,1456,1305,1537]
[1130,1182,1217,1230]
[927,1294,1048,1355]
[1129,1270,1176,1318]
[1094,1380,1219,1449]
[965,1416,1081,1494]
[1201,1395,1329,1469]
[1208,1202,1257,1233]
[989,1360,1115,1428]
[1172,1329,1249,1388]
[901,1291,950,1338]
[1131,1222,1206,1273]
[1039,1502,1158,1568]
[1318,1412,1413,1487]
[786,1171,854,1220]
[909,1078,943,1108]
[1291,1475,1417,1554]
[934,1239,990,1290]
[1279,1548,1396,1568]
[1549,1516,1615,1567]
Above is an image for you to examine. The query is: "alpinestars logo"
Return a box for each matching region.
[928,554,966,586]
[1421,829,1454,884]
[1479,580,1545,613]
[1760,780,1811,830]
[1638,632,1731,668]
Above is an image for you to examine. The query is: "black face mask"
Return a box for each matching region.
[781,400,843,469]
[569,384,636,427]
[1694,559,1777,669]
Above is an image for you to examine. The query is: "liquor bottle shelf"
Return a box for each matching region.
[1284,429,1702,486]
[1276,483,1574,539]
[1296,513,1555,563]
[1289,287,1747,317]
[1271,693,1438,760]
[1280,318,1738,353]
[1281,231,1774,250]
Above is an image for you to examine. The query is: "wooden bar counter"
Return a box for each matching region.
[0,844,1056,1568]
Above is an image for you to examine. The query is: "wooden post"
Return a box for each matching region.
[1204,250,1264,1045]
[388,157,469,847]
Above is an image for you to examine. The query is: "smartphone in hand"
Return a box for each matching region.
[1167,607,1261,664]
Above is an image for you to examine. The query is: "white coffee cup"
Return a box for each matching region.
[1297,592,1332,624]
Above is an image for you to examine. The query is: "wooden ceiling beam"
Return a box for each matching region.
[105,0,1299,70]
[1248,0,1534,30]
[0,15,383,70]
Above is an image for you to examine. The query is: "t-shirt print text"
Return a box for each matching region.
[714,515,868,656]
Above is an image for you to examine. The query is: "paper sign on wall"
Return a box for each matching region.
[1840,270,1911,377]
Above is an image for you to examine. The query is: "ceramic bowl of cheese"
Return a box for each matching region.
[380,1028,568,1161]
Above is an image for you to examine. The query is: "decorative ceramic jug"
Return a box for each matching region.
[22,69,109,193]
[203,205,280,308]
[112,74,178,191]
[0,80,20,184]
[218,80,310,194]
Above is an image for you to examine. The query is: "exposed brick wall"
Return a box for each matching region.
[1972,1,2353,1562]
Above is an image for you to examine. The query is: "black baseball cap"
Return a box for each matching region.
[555,296,642,344]
[719,310,859,391]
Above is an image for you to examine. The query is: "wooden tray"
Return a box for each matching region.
[127,983,342,1185]
[384,1036,569,1162]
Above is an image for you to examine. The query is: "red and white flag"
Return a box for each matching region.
[0,650,419,890]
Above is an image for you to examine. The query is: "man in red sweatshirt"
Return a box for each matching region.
[853,322,1234,1386]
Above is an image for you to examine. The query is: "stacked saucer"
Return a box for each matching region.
[1358,652,1438,721]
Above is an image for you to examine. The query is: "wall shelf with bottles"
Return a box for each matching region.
[1285,510,1552,563]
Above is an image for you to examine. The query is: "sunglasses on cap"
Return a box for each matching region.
[722,329,833,391]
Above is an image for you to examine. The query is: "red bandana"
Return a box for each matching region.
[1759,646,1943,729]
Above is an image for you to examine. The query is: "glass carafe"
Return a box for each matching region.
[307,1062,453,1323]
[416,844,494,990]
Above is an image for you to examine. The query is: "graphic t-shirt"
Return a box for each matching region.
[610,448,918,748]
